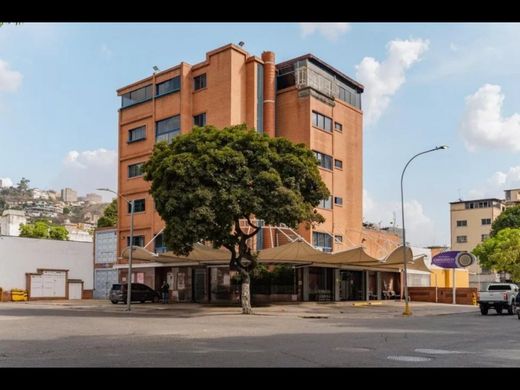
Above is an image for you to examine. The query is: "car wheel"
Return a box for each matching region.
[496,307,503,315]
[517,311,520,320]
[508,304,515,315]
[480,305,488,315]
[111,300,118,304]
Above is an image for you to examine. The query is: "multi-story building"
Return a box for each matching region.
[450,197,506,289]
[115,43,397,302]
[93,227,118,299]
[117,43,363,257]
[61,187,78,203]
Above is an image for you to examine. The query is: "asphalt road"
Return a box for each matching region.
[0,301,519,367]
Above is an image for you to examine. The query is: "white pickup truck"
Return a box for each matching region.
[478,283,519,315]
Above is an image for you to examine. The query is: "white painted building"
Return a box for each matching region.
[0,209,27,237]
[0,236,93,300]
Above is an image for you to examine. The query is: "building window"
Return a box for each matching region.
[335,122,343,132]
[129,199,145,213]
[334,159,343,169]
[128,126,146,143]
[156,76,180,96]
[193,113,206,127]
[456,235,467,244]
[318,196,332,209]
[313,232,333,252]
[481,234,489,242]
[121,85,152,108]
[312,111,333,132]
[194,74,207,90]
[128,163,144,178]
[456,220,467,227]
[481,218,491,225]
[127,235,145,247]
[334,235,343,243]
[334,196,343,206]
[156,115,180,143]
[314,151,333,170]
[154,233,168,254]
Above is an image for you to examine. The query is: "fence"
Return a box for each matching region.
[408,287,477,305]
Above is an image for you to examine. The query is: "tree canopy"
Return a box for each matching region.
[473,228,520,282]
[97,199,118,228]
[491,205,520,236]
[19,220,69,240]
[144,125,330,313]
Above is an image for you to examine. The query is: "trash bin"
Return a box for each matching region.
[11,289,28,302]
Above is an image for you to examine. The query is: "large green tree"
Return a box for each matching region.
[491,205,520,236]
[144,125,330,314]
[19,220,69,240]
[473,228,520,282]
[97,199,118,228]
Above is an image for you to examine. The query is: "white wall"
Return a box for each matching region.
[0,236,93,290]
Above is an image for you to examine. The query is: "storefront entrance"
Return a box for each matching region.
[339,270,364,301]
[192,268,208,303]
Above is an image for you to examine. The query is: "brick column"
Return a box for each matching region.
[261,51,276,138]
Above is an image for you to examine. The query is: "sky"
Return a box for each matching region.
[1,22,519,247]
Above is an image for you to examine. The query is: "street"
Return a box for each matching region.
[0,300,519,367]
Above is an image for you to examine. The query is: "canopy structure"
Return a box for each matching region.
[121,240,431,272]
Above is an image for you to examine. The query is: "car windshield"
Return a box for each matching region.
[111,284,121,290]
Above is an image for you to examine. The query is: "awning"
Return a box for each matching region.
[120,240,431,272]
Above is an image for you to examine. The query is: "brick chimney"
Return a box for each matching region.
[261,51,276,137]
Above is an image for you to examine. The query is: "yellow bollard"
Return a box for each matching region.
[472,292,477,306]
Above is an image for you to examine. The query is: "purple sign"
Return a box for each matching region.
[432,251,475,269]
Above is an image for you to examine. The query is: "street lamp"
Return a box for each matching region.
[400,145,448,316]
[97,187,134,312]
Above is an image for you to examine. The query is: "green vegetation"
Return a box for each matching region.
[19,220,69,240]
[491,205,520,236]
[97,199,118,228]
[144,124,329,313]
[473,228,520,282]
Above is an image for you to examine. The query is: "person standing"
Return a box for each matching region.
[161,281,169,304]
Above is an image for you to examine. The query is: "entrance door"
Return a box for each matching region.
[193,269,207,303]
[339,271,363,301]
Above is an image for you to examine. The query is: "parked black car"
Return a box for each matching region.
[109,283,160,304]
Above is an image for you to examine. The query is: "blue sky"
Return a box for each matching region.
[1,22,519,247]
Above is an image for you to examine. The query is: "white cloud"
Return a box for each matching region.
[0,59,22,92]
[299,23,350,41]
[363,189,443,247]
[53,149,117,202]
[459,84,520,152]
[355,38,430,126]
[0,177,13,187]
[469,165,520,200]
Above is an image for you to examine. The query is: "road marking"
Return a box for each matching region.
[415,348,468,355]
[387,355,432,362]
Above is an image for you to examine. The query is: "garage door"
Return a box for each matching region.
[30,271,67,299]
[68,282,82,299]
[94,269,118,299]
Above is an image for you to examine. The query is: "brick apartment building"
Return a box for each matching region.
[115,43,402,302]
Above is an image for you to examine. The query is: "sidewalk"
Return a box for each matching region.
[1,299,479,319]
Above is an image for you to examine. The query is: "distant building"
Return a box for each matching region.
[32,188,49,200]
[0,209,27,236]
[47,190,58,201]
[450,191,516,290]
[85,193,102,204]
[61,188,77,203]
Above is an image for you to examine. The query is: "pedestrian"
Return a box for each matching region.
[161,280,169,304]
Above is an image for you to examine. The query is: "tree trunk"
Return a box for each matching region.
[241,271,252,314]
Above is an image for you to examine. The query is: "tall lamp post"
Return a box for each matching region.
[97,188,134,312]
[400,145,448,316]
